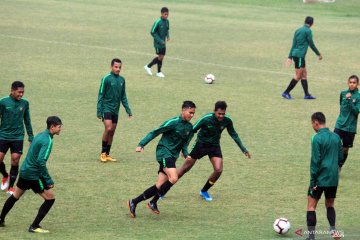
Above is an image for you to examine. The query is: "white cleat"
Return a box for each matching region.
[144,65,152,76]
[156,72,165,78]
[1,177,9,191]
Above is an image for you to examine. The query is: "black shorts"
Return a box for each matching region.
[0,140,24,154]
[155,47,166,56]
[334,128,355,148]
[308,186,337,200]
[102,112,118,124]
[189,142,223,160]
[16,177,50,194]
[293,57,306,69]
[157,157,176,174]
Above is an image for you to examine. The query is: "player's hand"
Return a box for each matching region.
[48,184,54,189]
[97,116,102,120]
[128,115,133,120]
[167,38,170,42]
[244,152,251,159]
[318,54,323,60]
[185,155,192,161]
[346,93,352,99]
[312,186,317,191]
[136,146,144,152]
[285,58,292,67]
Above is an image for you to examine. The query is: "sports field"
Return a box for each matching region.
[0,0,359,239]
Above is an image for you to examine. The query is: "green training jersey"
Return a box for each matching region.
[193,113,248,153]
[335,88,360,133]
[138,115,193,162]
[20,129,55,185]
[310,128,343,188]
[288,24,320,59]
[0,95,33,141]
[97,72,132,117]
[151,17,170,49]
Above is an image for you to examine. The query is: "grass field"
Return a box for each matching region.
[0,0,360,239]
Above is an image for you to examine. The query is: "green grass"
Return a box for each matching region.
[0,0,360,239]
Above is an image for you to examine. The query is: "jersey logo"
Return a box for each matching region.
[19,107,23,111]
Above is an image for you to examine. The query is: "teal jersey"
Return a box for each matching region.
[335,89,360,133]
[97,72,132,117]
[20,129,54,185]
[0,95,34,141]
[193,113,248,153]
[138,115,193,161]
[151,17,170,49]
[288,25,320,59]
[310,128,343,187]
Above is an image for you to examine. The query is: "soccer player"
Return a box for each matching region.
[0,81,34,196]
[97,58,132,162]
[176,101,250,202]
[0,116,62,233]
[306,112,343,240]
[334,75,360,172]
[144,7,170,78]
[127,101,196,218]
[282,16,323,100]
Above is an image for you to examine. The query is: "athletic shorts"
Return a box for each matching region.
[157,157,176,174]
[0,140,24,154]
[16,177,50,194]
[102,112,118,124]
[293,57,306,69]
[308,186,337,200]
[189,142,223,160]
[155,47,166,56]
[334,128,355,148]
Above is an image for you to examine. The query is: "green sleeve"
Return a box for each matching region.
[167,21,170,39]
[97,77,107,117]
[121,81,132,116]
[182,130,194,158]
[24,102,34,142]
[226,120,248,153]
[310,136,320,187]
[38,139,54,185]
[151,19,165,45]
[193,117,205,133]
[307,30,320,56]
[138,121,174,148]
[347,97,360,116]
[288,35,296,58]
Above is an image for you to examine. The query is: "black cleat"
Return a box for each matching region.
[128,200,137,218]
[147,202,160,214]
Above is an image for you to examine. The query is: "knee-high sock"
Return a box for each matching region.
[132,185,158,205]
[148,58,158,68]
[284,79,298,94]
[0,195,18,222]
[9,165,18,188]
[307,211,316,240]
[301,79,310,96]
[31,199,55,228]
[157,60,163,73]
[327,207,336,230]
[0,162,8,178]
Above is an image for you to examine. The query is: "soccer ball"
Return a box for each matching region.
[273,218,291,235]
[204,74,215,84]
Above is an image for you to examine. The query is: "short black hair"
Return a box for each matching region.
[11,81,24,90]
[349,74,359,83]
[111,58,122,66]
[182,100,196,109]
[47,116,62,129]
[214,101,227,111]
[305,16,314,25]
[311,112,326,124]
[161,7,169,13]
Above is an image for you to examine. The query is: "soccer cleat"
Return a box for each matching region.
[144,65,152,76]
[331,229,342,240]
[200,191,213,201]
[281,92,292,100]
[6,187,14,196]
[1,176,9,191]
[156,72,165,78]
[147,202,160,214]
[304,95,316,100]
[106,155,117,162]
[28,225,50,233]
[128,200,137,218]
[99,153,107,162]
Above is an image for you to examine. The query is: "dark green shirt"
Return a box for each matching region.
[151,17,170,49]
[335,88,360,133]
[288,24,320,59]
[310,128,343,187]
[0,95,33,142]
[138,115,193,162]
[20,129,54,185]
[193,113,248,153]
[97,72,132,117]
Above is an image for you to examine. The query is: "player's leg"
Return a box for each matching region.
[155,48,166,77]
[8,141,23,195]
[307,187,321,240]
[104,114,118,161]
[301,66,315,99]
[100,113,114,162]
[282,57,302,99]
[339,131,354,170]
[0,141,10,191]
[0,178,26,226]
[324,186,340,239]
[200,157,223,201]
[177,157,197,179]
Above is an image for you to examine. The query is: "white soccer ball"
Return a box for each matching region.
[204,74,215,84]
[273,218,291,235]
